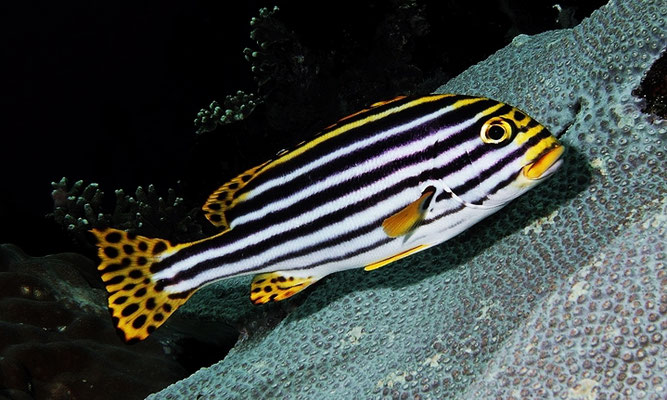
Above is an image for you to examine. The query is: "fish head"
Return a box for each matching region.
[445,102,564,209]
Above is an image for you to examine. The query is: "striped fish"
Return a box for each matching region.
[91,94,564,342]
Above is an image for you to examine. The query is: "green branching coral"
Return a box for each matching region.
[194,91,259,135]
[147,0,666,399]
[193,6,289,135]
[49,177,204,246]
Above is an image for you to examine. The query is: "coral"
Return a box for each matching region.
[49,177,205,247]
[0,244,238,400]
[147,0,666,399]
[461,199,666,399]
[191,2,435,139]
[0,244,183,400]
[194,91,259,135]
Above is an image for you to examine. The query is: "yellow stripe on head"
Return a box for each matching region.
[515,124,547,145]
[524,136,561,164]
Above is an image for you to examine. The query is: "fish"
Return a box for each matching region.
[91,94,564,342]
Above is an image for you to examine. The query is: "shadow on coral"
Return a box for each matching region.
[288,145,592,321]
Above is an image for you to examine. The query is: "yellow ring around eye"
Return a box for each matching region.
[480,117,512,144]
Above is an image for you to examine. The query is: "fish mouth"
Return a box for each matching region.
[523,144,565,180]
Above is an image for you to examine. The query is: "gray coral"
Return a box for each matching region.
[49,177,204,245]
[148,0,666,399]
[194,91,259,135]
[192,6,283,135]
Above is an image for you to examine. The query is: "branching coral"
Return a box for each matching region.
[49,177,204,246]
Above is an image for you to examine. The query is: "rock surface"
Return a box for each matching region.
[148,0,666,398]
[0,244,235,400]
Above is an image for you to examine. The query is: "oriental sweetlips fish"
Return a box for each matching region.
[91,94,564,342]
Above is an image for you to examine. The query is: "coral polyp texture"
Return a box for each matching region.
[149,1,666,399]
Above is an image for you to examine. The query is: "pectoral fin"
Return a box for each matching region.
[382,186,436,237]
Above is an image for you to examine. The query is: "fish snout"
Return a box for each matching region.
[522,143,565,180]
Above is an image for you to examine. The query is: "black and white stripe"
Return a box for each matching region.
[152,95,553,292]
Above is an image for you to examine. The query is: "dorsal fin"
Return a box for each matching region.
[322,95,407,130]
[202,159,271,229]
[202,95,410,229]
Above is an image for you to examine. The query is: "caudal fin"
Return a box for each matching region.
[91,228,195,343]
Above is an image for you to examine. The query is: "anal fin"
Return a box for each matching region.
[364,244,429,271]
[250,271,321,304]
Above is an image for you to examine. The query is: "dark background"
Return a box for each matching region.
[1,0,607,256]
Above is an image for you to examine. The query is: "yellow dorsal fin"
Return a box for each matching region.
[202,159,272,229]
[91,228,195,343]
[203,96,414,229]
[382,186,436,237]
[364,244,429,271]
[249,271,321,304]
[322,95,408,130]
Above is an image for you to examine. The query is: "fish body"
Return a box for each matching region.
[92,94,564,342]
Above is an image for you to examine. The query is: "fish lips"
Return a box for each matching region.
[523,144,565,180]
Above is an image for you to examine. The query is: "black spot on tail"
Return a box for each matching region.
[121,303,139,317]
[104,247,119,259]
[106,275,125,285]
[105,232,122,243]
[146,298,156,310]
[129,269,143,279]
[132,315,147,329]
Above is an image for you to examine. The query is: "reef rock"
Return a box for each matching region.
[149,0,665,399]
[0,244,235,400]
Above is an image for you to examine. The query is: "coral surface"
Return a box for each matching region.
[146,0,665,398]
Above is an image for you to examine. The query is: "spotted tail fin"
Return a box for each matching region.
[91,228,195,343]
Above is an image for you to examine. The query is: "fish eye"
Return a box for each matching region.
[480,118,513,144]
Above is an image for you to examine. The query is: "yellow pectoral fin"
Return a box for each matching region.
[250,272,321,304]
[364,244,429,271]
[382,187,436,237]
